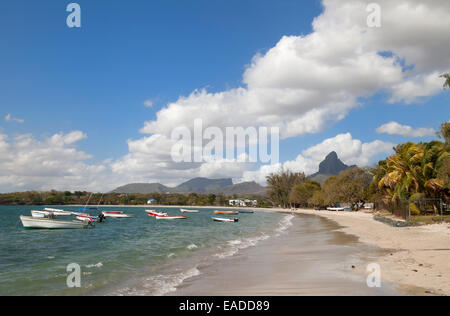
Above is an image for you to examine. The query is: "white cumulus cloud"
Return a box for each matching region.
[242,133,394,185]
[376,122,435,138]
[140,0,450,139]
[0,131,108,192]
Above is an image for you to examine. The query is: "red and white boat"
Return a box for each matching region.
[101,211,134,218]
[212,217,239,223]
[155,215,187,220]
[146,210,168,217]
[75,214,97,222]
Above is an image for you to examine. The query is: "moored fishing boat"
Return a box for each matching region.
[101,211,134,218]
[214,210,239,215]
[20,215,90,229]
[155,215,187,220]
[146,210,168,217]
[180,209,199,213]
[31,209,72,218]
[212,217,239,223]
[239,210,254,214]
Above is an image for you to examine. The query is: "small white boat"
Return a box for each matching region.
[180,209,199,213]
[212,217,239,223]
[146,210,168,217]
[20,215,89,229]
[326,207,345,211]
[32,209,72,218]
[101,211,134,218]
[155,216,187,220]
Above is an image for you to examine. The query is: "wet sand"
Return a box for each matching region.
[172,214,401,296]
[287,209,450,296]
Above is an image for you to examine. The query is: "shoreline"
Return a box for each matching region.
[275,209,450,296]
[9,204,449,295]
[172,213,402,296]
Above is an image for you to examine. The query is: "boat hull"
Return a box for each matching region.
[180,209,199,213]
[20,216,88,229]
[102,212,134,218]
[155,216,187,220]
[214,211,239,215]
[212,217,239,223]
[146,210,168,217]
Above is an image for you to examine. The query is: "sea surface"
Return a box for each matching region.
[0,206,287,295]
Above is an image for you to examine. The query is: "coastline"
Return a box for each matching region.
[172,213,402,296]
[13,204,449,295]
[271,209,450,296]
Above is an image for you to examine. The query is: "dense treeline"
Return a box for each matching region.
[0,190,272,208]
[267,122,450,212]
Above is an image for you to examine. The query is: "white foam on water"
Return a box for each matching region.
[227,239,242,246]
[215,214,293,259]
[112,266,201,296]
[187,243,198,250]
[86,262,103,269]
[109,213,294,296]
[150,267,201,296]
[215,233,270,259]
[275,214,295,235]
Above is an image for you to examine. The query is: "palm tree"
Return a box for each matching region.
[437,122,450,145]
[377,141,448,202]
[440,73,450,89]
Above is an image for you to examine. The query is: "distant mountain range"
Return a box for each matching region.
[309,151,355,184]
[111,178,267,196]
[111,152,353,194]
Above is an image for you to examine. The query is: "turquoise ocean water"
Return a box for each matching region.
[0,206,287,296]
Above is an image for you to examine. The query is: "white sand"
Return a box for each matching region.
[275,209,450,296]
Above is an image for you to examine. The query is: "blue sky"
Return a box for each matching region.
[0,0,323,161]
[0,0,449,192]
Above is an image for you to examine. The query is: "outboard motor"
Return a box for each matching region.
[97,213,106,223]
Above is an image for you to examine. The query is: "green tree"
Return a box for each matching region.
[266,169,306,208]
[437,122,450,145]
[309,190,326,207]
[207,194,216,205]
[437,155,450,192]
[323,167,372,210]
[290,180,321,207]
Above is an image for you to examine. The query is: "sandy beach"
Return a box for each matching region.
[173,213,401,296]
[158,207,449,296]
[73,204,450,295]
[270,209,450,296]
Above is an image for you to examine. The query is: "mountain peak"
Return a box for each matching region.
[309,151,356,184]
[325,151,338,160]
[318,151,349,175]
